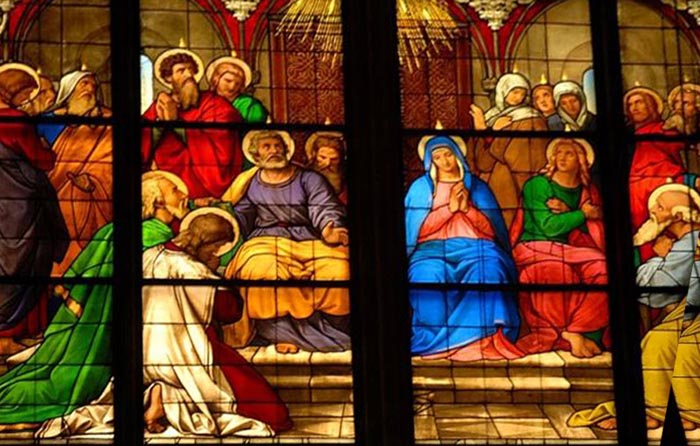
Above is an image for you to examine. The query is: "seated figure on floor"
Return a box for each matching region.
[569,183,700,432]
[511,138,609,358]
[222,130,350,354]
[405,135,520,361]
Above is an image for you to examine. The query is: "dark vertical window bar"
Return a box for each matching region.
[588,2,647,445]
[341,0,415,445]
[110,0,144,443]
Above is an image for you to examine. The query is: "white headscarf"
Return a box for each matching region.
[53,70,94,109]
[484,73,541,127]
[553,81,591,130]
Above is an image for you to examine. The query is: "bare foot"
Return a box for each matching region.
[647,415,662,429]
[682,419,698,431]
[596,417,617,430]
[562,332,602,358]
[144,383,166,433]
[275,343,300,354]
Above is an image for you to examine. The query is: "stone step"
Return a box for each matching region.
[242,346,615,405]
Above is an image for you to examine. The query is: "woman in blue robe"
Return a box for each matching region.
[405,135,520,358]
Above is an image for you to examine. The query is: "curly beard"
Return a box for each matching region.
[633,216,672,247]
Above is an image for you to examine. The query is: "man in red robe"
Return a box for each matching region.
[142,48,244,199]
[625,86,689,262]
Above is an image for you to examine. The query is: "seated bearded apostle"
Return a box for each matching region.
[511,138,609,358]
[35,208,291,437]
[569,183,700,431]
[405,135,521,361]
[222,131,350,354]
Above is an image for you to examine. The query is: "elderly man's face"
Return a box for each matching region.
[215,64,245,101]
[257,136,288,169]
[159,178,188,220]
[650,191,689,224]
[627,94,652,124]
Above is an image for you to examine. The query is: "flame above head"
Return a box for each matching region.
[684,73,691,83]
[540,73,548,85]
[266,115,272,124]
[512,64,519,74]
[634,80,641,87]
[435,120,444,130]
[564,123,572,132]
[36,66,42,75]
[178,37,186,48]
[81,63,87,71]
[561,72,568,81]
[231,49,238,58]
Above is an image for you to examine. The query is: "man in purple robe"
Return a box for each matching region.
[222,130,350,354]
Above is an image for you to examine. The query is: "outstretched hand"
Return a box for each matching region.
[322,221,349,246]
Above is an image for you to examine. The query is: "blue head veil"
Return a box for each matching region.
[404,135,510,257]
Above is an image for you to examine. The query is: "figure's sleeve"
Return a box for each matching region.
[185,97,244,196]
[523,177,586,239]
[11,122,56,171]
[247,99,269,123]
[212,288,243,324]
[233,192,257,239]
[685,241,700,321]
[304,172,346,232]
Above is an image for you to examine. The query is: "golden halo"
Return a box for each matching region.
[205,56,253,88]
[667,83,700,108]
[142,170,189,196]
[242,130,296,166]
[0,63,41,103]
[647,181,700,213]
[304,131,345,162]
[546,138,595,167]
[154,48,205,89]
[417,135,468,162]
[623,86,664,116]
[180,207,240,257]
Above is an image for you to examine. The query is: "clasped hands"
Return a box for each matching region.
[155,92,179,121]
[448,182,470,213]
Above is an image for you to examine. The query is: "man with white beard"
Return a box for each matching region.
[45,70,113,275]
[634,182,700,329]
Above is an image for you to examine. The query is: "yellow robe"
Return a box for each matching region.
[568,300,700,427]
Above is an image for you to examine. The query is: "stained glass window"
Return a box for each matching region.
[1,0,698,444]
[138,0,352,442]
[617,0,700,442]
[402,0,618,442]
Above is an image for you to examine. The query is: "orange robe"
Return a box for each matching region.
[48,108,113,275]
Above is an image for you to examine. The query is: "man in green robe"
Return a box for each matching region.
[206,55,268,123]
[0,171,188,430]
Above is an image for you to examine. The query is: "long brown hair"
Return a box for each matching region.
[541,139,591,186]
